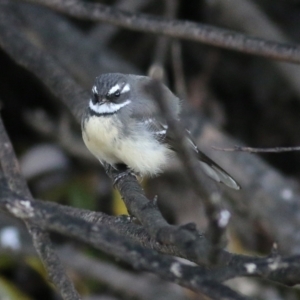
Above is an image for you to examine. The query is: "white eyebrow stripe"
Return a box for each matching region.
[121,83,130,93]
[89,99,131,115]
[92,85,98,94]
[108,84,120,95]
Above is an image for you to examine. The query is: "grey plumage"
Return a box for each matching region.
[81,73,240,190]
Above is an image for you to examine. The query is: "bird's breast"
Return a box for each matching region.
[82,115,175,175]
[82,115,121,164]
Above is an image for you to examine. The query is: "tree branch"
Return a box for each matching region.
[24,0,300,64]
[0,3,86,123]
[0,189,247,300]
[212,145,300,153]
[143,80,230,264]
[0,114,81,300]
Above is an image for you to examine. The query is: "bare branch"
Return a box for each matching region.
[24,0,300,64]
[0,191,247,300]
[0,115,81,300]
[211,0,300,98]
[1,188,300,289]
[212,145,300,153]
[171,40,187,99]
[148,0,178,80]
[14,2,138,86]
[106,164,242,266]
[0,3,86,123]
[59,247,187,300]
[143,80,228,264]
[28,225,82,300]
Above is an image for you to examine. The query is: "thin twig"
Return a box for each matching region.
[212,145,300,153]
[148,0,178,80]
[171,40,187,99]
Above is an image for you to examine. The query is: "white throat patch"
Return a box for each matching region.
[89,99,131,115]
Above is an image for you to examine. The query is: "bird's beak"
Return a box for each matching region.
[99,98,108,104]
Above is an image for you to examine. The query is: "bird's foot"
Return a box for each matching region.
[113,164,136,185]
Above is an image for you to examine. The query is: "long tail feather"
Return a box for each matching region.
[198,151,240,190]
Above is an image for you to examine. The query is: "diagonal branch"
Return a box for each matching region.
[0,3,86,123]
[212,145,300,153]
[24,0,300,64]
[106,165,237,266]
[0,114,81,300]
[0,188,247,300]
[143,80,229,264]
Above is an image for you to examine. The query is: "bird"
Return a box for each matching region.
[81,73,240,190]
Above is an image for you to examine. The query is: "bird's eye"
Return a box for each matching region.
[92,92,99,104]
[107,90,120,99]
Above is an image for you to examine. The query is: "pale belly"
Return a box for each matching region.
[82,116,121,164]
[82,116,174,176]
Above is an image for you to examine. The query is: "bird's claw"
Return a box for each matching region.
[113,169,136,185]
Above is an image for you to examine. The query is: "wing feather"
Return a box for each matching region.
[131,102,240,189]
[168,129,241,190]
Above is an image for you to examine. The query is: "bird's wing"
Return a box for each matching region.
[167,127,241,190]
[133,112,169,144]
[134,112,240,190]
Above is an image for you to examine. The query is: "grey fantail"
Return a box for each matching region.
[81,73,240,190]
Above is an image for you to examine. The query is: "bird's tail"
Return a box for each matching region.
[197,151,240,190]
